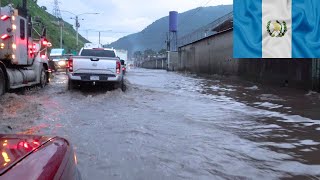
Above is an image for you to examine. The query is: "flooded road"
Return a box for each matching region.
[1,68,320,179]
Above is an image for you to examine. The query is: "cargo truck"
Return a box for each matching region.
[0,0,50,95]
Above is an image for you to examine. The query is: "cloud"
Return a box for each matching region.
[37,0,232,44]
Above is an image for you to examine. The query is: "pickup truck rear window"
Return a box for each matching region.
[80,49,116,58]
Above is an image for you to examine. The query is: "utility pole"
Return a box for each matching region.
[97,31,113,45]
[59,21,64,48]
[60,11,98,48]
[76,16,80,47]
[60,23,63,48]
[85,30,89,40]
[99,31,101,45]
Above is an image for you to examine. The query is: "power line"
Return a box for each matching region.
[178,0,213,28]
[78,29,135,34]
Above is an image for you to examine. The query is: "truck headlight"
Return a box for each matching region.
[58,61,66,66]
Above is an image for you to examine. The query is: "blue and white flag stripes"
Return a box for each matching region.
[234,0,320,58]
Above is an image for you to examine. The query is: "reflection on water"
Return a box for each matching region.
[4,69,320,179]
[127,69,320,178]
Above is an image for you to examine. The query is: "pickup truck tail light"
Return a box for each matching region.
[116,61,121,74]
[67,58,73,72]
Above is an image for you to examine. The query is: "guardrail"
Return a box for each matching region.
[178,12,233,48]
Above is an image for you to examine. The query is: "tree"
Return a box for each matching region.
[144,49,156,58]
[158,49,167,55]
[41,6,47,11]
[133,51,142,58]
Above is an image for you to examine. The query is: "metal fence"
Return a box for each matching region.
[178,12,233,48]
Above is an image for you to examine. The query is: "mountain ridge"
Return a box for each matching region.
[108,5,233,54]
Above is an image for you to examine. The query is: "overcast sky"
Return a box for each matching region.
[38,0,233,44]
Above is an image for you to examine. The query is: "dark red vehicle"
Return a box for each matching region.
[0,134,81,180]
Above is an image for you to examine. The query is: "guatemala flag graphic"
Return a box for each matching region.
[233,0,320,58]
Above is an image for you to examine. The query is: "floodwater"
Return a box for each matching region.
[0,68,320,179]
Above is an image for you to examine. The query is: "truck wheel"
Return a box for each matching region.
[40,69,47,88]
[68,79,72,90]
[120,79,126,92]
[68,79,76,90]
[0,68,5,96]
[114,79,126,92]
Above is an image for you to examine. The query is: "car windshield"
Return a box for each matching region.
[80,49,116,58]
[50,56,67,61]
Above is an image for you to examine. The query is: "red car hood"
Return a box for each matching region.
[0,134,52,175]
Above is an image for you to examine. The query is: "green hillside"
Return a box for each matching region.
[1,0,89,52]
[108,5,233,54]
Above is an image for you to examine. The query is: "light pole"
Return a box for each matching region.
[79,29,95,42]
[61,10,99,47]
[97,30,112,45]
[80,29,112,45]
[59,21,64,48]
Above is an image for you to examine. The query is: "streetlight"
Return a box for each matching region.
[58,20,64,49]
[79,29,112,45]
[79,29,95,40]
[96,30,112,45]
[61,10,99,47]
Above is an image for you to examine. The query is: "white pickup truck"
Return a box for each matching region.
[67,47,124,90]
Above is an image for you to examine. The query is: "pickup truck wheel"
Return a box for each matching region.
[121,80,126,92]
[0,68,5,96]
[68,79,77,90]
[114,79,126,92]
[68,79,73,90]
[40,69,47,88]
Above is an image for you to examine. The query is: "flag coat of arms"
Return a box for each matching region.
[233,0,320,58]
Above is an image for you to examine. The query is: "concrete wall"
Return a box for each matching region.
[179,30,238,76]
[142,52,179,71]
[178,29,319,91]
[168,52,179,71]
[141,59,167,70]
[238,59,314,90]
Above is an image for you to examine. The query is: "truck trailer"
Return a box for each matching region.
[0,0,50,95]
